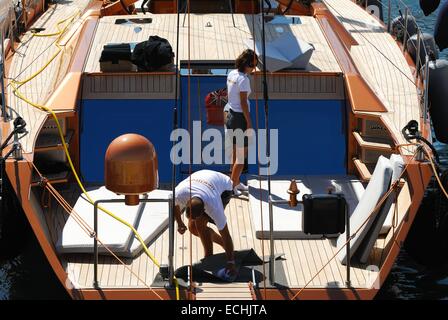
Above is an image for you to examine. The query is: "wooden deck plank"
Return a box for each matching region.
[286,240,305,287]
[321,240,345,287]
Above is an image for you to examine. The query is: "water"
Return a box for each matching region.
[375,0,448,300]
[1,0,448,300]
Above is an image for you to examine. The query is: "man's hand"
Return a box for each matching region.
[177,223,187,235]
[226,262,237,278]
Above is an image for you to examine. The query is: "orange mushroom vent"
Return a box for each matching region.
[105,134,158,206]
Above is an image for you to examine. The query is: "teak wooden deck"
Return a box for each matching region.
[323,0,421,144]
[43,184,380,290]
[6,0,94,153]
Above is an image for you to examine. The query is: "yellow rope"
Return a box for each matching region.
[9,9,180,300]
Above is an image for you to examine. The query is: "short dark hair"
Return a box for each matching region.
[186,197,205,219]
[235,49,258,72]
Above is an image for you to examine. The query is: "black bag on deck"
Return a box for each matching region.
[99,43,133,72]
[302,194,346,235]
[131,36,174,71]
[99,43,132,63]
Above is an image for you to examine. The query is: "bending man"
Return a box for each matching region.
[174,170,236,277]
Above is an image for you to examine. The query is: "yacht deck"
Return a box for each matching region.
[323,0,421,144]
[84,13,342,73]
[43,182,386,291]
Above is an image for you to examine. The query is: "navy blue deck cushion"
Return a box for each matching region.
[435,0,448,50]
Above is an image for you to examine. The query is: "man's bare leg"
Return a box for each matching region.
[189,218,225,257]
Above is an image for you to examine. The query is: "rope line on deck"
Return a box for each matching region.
[25,157,165,299]
[9,7,180,300]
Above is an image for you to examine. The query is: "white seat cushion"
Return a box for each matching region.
[248,176,364,239]
[337,156,393,264]
[357,154,405,264]
[56,187,170,258]
[379,154,406,235]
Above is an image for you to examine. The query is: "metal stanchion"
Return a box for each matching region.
[92,197,174,289]
[403,8,409,52]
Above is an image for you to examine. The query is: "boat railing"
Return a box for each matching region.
[0,0,15,122]
[373,0,432,125]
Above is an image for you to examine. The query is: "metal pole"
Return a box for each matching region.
[169,0,181,289]
[415,30,421,84]
[168,198,175,287]
[93,200,99,289]
[268,197,275,285]
[403,8,409,51]
[92,198,172,289]
[0,157,5,227]
[345,204,351,287]
[387,0,392,33]
[182,0,187,28]
[260,0,274,287]
[0,28,9,122]
[424,55,430,123]
[228,0,235,27]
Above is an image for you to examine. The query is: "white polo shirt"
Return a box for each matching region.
[175,170,233,230]
[226,69,251,113]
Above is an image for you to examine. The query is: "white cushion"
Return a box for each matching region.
[337,156,393,264]
[125,191,171,257]
[379,154,406,235]
[248,176,364,239]
[56,187,170,258]
[357,154,405,264]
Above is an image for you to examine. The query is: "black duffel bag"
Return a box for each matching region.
[131,35,175,71]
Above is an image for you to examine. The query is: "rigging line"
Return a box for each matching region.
[323,0,416,85]
[170,0,182,294]
[10,64,181,300]
[5,11,82,88]
[260,0,274,288]
[187,0,193,295]
[251,1,267,300]
[290,149,418,300]
[23,156,165,298]
[43,186,165,299]
[423,145,448,201]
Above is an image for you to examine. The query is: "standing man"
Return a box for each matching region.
[174,170,236,278]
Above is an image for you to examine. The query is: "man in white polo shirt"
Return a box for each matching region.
[174,170,236,278]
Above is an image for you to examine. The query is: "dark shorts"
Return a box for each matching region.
[186,190,233,225]
[225,109,249,147]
